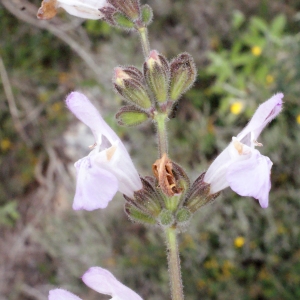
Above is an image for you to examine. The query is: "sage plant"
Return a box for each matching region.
[37,0,284,299]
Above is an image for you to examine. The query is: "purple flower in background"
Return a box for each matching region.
[66,92,142,211]
[49,267,143,300]
[204,93,284,208]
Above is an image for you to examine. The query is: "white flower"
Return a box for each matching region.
[37,0,108,20]
[66,92,143,211]
[204,93,283,208]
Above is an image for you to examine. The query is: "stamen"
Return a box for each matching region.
[254,140,263,147]
[89,142,97,149]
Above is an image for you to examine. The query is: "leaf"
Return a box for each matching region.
[232,10,245,29]
[270,15,286,37]
[141,4,153,26]
[250,17,268,33]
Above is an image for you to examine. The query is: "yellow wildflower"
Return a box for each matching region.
[230,101,244,115]
[234,236,245,248]
[38,91,48,102]
[204,258,218,269]
[197,279,206,289]
[51,102,63,112]
[251,46,262,56]
[1,138,12,151]
[266,75,274,84]
[258,268,270,280]
[277,224,286,234]
[296,114,300,124]
[58,72,69,84]
[223,260,234,270]
[221,260,234,278]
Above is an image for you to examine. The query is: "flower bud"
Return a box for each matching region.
[176,207,192,231]
[116,105,150,127]
[169,52,196,102]
[141,4,153,26]
[108,0,141,21]
[124,177,165,226]
[124,177,163,216]
[159,209,174,227]
[113,67,152,109]
[99,6,118,26]
[125,203,156,225]
[184,172,220,213]
[175,207,193,232]
[176,207,192,223]
[172,161,190,192]
[144,50,170,104]
[112,12,135,30]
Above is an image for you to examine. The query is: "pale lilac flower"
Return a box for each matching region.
[49,289,81,300]
[67,92,142,211]
[38,0,108,20]
[49,267,143,300]
[204,93,284,208]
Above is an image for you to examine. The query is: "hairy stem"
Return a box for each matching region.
[155,112,168,157]
[165,227,184,300]
[138,26,150,58]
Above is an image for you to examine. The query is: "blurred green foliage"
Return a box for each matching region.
[166,11,300,300]
[0,6,71,208]
[0,201,19,227]
[206,12,287,118]
[85,20,112,37]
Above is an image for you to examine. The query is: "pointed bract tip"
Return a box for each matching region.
[149,50,159,60]
[114,67,130,81]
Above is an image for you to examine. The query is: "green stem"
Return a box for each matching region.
[165,227,184,300]
[155,112,168,157]
[137,26,150,58]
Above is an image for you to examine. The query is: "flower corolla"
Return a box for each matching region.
[204,93,284,208]
[66,92,142,211]
[37,0,108,20]
[49,267,143,300]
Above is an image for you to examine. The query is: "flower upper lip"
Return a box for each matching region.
[237,93,283,147]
